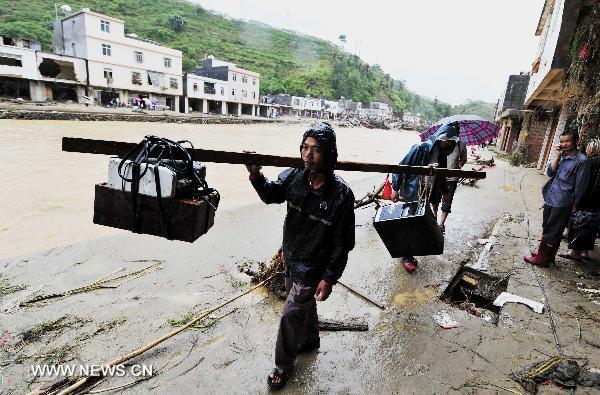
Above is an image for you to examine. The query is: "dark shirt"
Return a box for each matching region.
[580,155,600,211]
[543,151,590,208]
[251,168,355,286]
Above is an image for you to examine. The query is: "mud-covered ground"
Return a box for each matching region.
[0,121,599,394]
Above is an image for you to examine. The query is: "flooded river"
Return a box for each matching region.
[0,120,418,258]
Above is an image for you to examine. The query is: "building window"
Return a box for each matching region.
[0,53,23,67]
[232,74,236,81]
[220,87,224,95]
[103,68,113,82]
[193,82,198,91]
[102,44,111,56]
[253,78,256,85]
[242,76,247,83]
[242,90,247,98]
[170,78,178,89]
[135,51,143,63]
[100,20,110,33]
[252,92,256,99]
[164,58,171,68]
[71,42,76,56]
[232,89,235,95]
[131,72,142,85]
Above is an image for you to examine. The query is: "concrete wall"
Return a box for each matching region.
[521,112,552,164]
[36,53,87,84]
[186,74,228,101]
[527,0,565,102]
[500,75,530,112]
[526,0,581,105]
[0,44,38,80]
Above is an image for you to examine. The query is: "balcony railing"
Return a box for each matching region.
[204,87,216,94]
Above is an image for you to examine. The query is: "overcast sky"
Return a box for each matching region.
[191,0,544,105]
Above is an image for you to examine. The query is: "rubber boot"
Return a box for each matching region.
[524,240,552,267]
[530,246,556,263]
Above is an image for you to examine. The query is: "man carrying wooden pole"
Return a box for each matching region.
[244,122,355,389]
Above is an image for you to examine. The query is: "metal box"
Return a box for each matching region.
[373,200,444,257]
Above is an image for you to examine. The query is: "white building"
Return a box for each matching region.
[183,74,229,114]
[52,9,183,110]
[290,96,322,118]
[323,100,339,119]
[304,97,322,118]
[192,55,259,116]
[360,101,392,119]
[1,36,87,102]
[338,98,362,116]
[402,111,422,125]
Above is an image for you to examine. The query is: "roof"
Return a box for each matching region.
[60,9,125,24]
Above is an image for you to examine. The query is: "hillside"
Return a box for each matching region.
[0,0,496,124]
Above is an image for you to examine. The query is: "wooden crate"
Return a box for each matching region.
[93,183,219,242]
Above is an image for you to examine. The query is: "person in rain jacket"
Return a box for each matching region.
[245,122,355,389]
[390,122,460,272]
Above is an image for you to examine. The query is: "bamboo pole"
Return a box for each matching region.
[337,281,385,310]
[29,273,280,395]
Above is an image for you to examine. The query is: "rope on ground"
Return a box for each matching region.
[518,172,563,356]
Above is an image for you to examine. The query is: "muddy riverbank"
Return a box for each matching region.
[1,120,598,394]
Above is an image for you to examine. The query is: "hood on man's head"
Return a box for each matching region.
[301,122,338,170]
[438,133,460,142]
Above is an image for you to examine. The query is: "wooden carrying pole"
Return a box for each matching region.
[62,137,486,180]
[38,273,280,395]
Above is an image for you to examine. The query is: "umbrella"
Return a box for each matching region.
[419,114,500,146]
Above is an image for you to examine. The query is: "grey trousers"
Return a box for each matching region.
[274,277,319,372]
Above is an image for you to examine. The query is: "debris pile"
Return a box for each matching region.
[336,116,406,130]
[512,357,600,393]
[238,252,286,299]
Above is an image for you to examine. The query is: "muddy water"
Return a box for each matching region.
[0,120,418,258]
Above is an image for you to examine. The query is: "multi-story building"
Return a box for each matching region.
[52,9,183,110]
[304,97,322,118]
[183,74,229,114]
[360,101,392,119]
[494,73,530,154]
[0,35,87,102]
[323,100,340,119]
[193,55,259,116]
[338,98,362,116]
[522,0,588,168]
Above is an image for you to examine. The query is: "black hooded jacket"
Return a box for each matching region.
[251,168,355,286]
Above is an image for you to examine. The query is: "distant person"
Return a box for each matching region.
[391,122,460,272]
[560,139,600,261]
[245,122,355,389]
[430,125,467,233]
[524,129,590,267]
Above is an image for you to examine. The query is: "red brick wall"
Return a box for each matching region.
[525,114,550,163]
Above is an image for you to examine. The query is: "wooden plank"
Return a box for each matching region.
[62,137,486,179]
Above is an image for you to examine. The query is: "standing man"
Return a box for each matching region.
[430,135,467,233]
[245,122,355,389]
[524,129,590,267]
